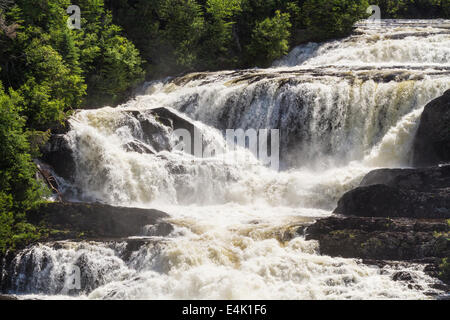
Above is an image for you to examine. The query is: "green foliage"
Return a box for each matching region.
[1,0,144,111]
[0,82,44,253]
[201,0,243,68]
[0,194,14,253]
[0,0,145,253]
[247,10,292,66]
[439,258,450,282]
[19,39,86,129]
[71,0,144,106]
[372,0,450,19]
[105,0,371,75]
[158,0,206,71]
[301,0,370,40]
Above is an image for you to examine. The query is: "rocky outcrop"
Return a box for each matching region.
[360,166,450,191]
[334,165,450,219]
[40,134,76,182]
[123,140,157,154]
[334,184,450,219]
[306,216,449,260]
[413,89,450,167]
[124,106,199,155]
[306,164,450,285]
[27,202,172,240]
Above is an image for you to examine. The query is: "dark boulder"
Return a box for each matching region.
[48,118,71,135]
[125,107,199,155]
[40,134,76,182]
[413,89,450,167]
[392,271,413,282]
[360,165,450,191]
[334,184,450,219]
[122,140,156,155]
[125,110,172,152]
[150,107,197,139]
[306,216,449,261]
[27,202,171,239]
[334,165,450,219]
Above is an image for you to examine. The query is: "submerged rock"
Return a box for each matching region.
[413,89,450,167]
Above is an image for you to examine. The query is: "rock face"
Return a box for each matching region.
[334,165,450,219]
[124,106,199,155]
[40,134,76,182]
[27,202,172,239]
[413,89,450,167]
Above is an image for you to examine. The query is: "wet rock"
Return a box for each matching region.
[48,118,71,135]
[306,216,449,260]
[0,294,18,300]
[334,184,450,219]
[413,89,450,167]
[123,140,156,154]
[40,134,76,182]
[309,164,450,286]
[360,165,450,191]
[27,202,171,240]
[125,107,199,155]
[143,222,174,237]
[149,107,199,155]
[334,165,450,219]
[392,271,413,282]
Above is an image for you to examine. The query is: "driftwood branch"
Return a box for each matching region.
[36,165,64,202]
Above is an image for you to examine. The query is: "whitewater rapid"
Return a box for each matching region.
[4,20,450,300]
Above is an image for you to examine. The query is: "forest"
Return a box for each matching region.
[0,0,449,253]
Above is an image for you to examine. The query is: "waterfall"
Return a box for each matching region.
[4,20,450,300]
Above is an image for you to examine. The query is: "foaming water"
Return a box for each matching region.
[275,20,450,68]
[7,227,443,300]
[5,20,450,299]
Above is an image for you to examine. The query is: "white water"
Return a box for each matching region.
[5,20,450,300]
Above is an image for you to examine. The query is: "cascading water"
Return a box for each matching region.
[3,20,450,299]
